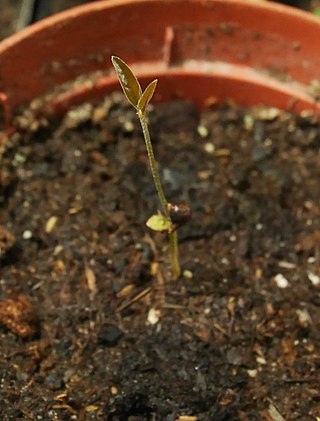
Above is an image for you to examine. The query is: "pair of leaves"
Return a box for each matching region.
[111,56,157,115]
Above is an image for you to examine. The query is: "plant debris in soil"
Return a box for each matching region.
[0,94,320,420]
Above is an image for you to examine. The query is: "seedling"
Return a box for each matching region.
[111,56,190,279]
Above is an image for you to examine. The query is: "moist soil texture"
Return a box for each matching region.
[0,96,320,420]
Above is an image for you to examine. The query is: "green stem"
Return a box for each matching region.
[169,230,181,280]
[138,112,168,216]
[138,111,181,279]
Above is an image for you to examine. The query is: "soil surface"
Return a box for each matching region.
[0,96,320,420]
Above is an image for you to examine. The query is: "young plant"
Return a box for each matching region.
[111,56,190,279]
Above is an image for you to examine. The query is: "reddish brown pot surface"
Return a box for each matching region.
[1,0,320,129]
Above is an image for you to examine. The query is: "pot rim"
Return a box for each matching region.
[1,0,318,54]
[1,0,320,134]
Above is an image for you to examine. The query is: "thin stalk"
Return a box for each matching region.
[169,230,181,279]
[138,112,168,216]
[138,111,181,279]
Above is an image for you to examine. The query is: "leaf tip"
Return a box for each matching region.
[110,55,142,108]
[111,55,120,64]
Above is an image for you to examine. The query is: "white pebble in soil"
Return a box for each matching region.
[307,271,320,286]
[22,230,33,240]
[273,273,289,289]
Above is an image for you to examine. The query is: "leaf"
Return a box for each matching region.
[138,79,158,114]
[146,213,172,232]
[111,56,142,107]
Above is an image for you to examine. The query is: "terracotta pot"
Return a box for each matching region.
[1,0,320,132]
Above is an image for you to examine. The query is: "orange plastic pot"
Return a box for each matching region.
[1,0,320,133]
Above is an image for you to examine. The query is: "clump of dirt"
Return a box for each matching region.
[0,95,319,420]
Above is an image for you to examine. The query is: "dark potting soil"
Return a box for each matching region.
[0,95,320,420]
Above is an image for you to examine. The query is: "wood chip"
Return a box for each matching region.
[85,405,99,412]
[45,216,58,233]
[84,265,97,296]
[51,404,77,415]
[117,284,135,298]
[0,225,15,256]
[277,261,296,269]
[296,230,320,252]
[214,148,231,157]
[117,287,152,313]
[0,295,37,338]
[261,402,285,421]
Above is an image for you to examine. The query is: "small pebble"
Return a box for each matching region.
[94,108,108,124]
[198,170,211,180]
[204,142,215,154]
[274,273,289,289]
[256,356,267,365]
[64,103,93,129]
[23,201,30,208]
[45,374,63,391]
[307,271,320,286]
[110,386,118,395]
[183,269,193,279]
[53,245,63,256]
[254,107,280,121]
[123,120,134,132]
[74,149,82,157]
[264,138,272,146]
[14,153,27,164]
[243,114,254,130]
[22,230,33,240]
[98,323,123,347]
[197,124,209,137]
[147,308,161,325]
[296,309,312,327]
[247,369,258,378]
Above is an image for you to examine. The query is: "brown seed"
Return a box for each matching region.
[167,202,191,226]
